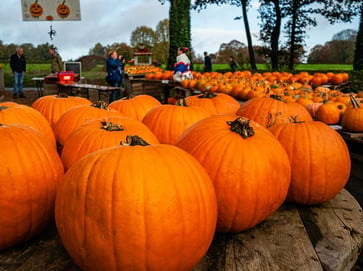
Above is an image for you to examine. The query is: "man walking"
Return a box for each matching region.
[10,47,26,99]
[203,51,212,72]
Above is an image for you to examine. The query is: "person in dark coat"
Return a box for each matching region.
[10,47,26,99]
[106,50,123,103]
[203,51,212,72]
[229,56,237,72]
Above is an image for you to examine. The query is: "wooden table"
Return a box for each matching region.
[56,83,122,101]
[0,189,361,270]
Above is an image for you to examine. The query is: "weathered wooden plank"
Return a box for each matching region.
[299,189,363,271]
[193,204,323,271]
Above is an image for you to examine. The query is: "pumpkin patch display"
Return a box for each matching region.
[142,99,210,145]
[176,115,291,232]
[0,123,64,250]
[55,135,217,271]
[61,116,159,170]
[270,121,351,205]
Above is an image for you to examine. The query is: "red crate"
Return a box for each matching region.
[58,71,74,84]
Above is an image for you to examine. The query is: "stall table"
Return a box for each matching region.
[31,77,44,97]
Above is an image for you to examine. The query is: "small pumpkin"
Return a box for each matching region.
[56,135,217,270]
[57,1,70,18]
[29,0,43,18]
[341,95,363,132]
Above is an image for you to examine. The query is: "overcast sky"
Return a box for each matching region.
[0,0,360,61]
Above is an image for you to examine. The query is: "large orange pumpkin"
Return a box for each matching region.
[108,94,161,122]
[185,92,240,115]
[270,121,350,205]
[142,99,210,145]
[31,94,92,128]
[0,123,64,250]
[53,101,124,146]
[285,101,313,122]
[0,103,56,146]
[176,115,291,232]
[236,96,289,128]
[341,95,363,132]
[55,136,217,271]
[61,116,159,170]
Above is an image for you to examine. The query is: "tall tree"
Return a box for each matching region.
[193,0,257,70]
[354,3,363,70]
[153,19,170,64]
[159,0,192,70]
[130,26,156,48]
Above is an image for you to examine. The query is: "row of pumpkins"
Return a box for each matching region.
[0,90,358,270]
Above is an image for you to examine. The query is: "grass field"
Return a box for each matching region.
[0,62,356,88]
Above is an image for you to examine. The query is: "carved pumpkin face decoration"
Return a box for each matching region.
[57,2,70,18]
[29,1,43,18]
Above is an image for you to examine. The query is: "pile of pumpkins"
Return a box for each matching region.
[0,82,359,270]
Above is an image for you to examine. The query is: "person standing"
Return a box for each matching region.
[10,47,26,99]
[203,51,212,73]
[49,46,63,73]
[229,56,237,72]
[106,50,123,103]
[173,47,193,82]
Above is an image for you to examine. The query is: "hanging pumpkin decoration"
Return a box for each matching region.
[29,0,43,18]
[57,1,70,19]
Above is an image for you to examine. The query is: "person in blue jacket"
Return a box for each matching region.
[106,50,124,103]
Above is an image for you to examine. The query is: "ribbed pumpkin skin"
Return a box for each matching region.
[142,104,210,145]
[341,106,363,132]
[31,95,92,128]
[185,93,240,115]
[0,124,64,250]
[236,97,289,128]
[176,115,291,232]
[270,121,351,205]
[0,103,56,146]
[55,144,217,271]
[61,116,159,170]
[53,105,124,145]
[108,95,161,121]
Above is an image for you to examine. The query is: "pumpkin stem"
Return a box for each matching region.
[56,92,68,98]
[125,94,135,100]
[92,101,108,109]
[227,117,255,139]
[0,106,8,111]
[175,98,188,107]
[350,94,361,109]
[269,94,283,101]
[121,135,150,146]
[198,91,217,99]
[100,121,124,131]
[289,115,305,123]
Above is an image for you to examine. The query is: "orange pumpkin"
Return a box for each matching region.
[185,92,240,115]
[0,123,64,250]
[29,0,43,17]
[57,1,70,18]
[31,94,92,128]
[285,102,313,123]
[315,102,345,125]
[270,121,350,205]
[177,116,291,232]
[341,95,363,132]
[142,99,210,145]
[0,103,56,146]
[61,116,159,170]
[55,136,217,270]
[108,94,161,122]
[53,101,124,146]
[236,96,289,128]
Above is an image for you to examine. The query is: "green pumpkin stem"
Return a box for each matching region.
[175,98,188,107]
[269,94,283,101]
[198,91,217,99]
[288,115,305,123]
[121,135,150,146]
[0,106,8,111]
[227,117,255,139]
[92,101,108,109]
[100,121,124,131]
[350,95,361,109]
